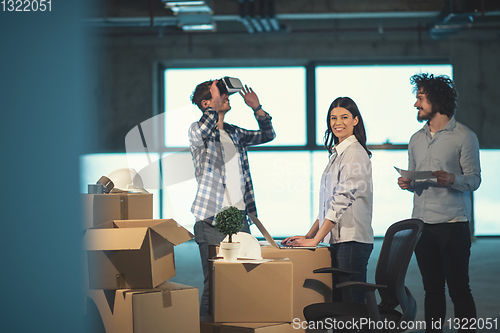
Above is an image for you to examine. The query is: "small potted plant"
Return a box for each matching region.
[216,206,244,262]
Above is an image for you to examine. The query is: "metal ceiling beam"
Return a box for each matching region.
[84,11,443,27]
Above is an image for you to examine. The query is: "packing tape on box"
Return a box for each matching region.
[116,273,126,289]
[120,194,129,220]
[162,289,172,308]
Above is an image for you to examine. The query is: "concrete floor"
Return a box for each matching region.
[170,237,500,332]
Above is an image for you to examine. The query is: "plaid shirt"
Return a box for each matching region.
[188,107,276,225]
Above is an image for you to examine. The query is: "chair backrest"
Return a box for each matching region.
[375,219,424,311]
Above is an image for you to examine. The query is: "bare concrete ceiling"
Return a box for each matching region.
[85,0,500,39]
[89,0,447,18]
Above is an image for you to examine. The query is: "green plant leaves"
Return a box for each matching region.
[215,206,244,243]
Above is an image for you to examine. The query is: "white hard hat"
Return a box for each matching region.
[108,168,148,193]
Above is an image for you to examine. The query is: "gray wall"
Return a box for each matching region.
[92,26,500,150]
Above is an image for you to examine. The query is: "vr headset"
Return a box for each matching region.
[216,77,243,95]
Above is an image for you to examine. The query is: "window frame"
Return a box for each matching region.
[157,59,478,237]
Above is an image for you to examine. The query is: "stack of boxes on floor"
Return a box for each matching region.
[202,246,333,333]
[83,192,199,333]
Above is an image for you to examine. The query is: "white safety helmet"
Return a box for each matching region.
[108,168,149,193]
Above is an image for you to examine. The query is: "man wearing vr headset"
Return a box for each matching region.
[189,78,276,316]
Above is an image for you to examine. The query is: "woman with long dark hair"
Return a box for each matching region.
[283,97,374,303]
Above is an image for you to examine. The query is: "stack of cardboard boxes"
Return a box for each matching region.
[81,192,335,333]
[202,246,333,333]
[83,192,199,333]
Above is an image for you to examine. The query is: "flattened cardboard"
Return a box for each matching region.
[87,281,200,333]
[84,228,148,251]
[82,193,153,229]
[219,323,294,333]
[84,219,193,289]
[260,246,333,323]
[200,318,294,333]
[213,260,293,323]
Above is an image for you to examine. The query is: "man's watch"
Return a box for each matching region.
[253,104,262,112]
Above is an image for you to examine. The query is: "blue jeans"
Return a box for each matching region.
[194,217,250,317]
[329,241,373,304]
[415,222,476,333]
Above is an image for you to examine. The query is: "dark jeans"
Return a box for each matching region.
[415,222,476,333]
[194,217,250,317]
[329,241,373,304]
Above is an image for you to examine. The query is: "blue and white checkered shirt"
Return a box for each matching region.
[188,107,276,225]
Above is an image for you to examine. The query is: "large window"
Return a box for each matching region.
[164,67,306,147]
[80,63,500,237]
[474,149,500,235]
[315,65,453,145]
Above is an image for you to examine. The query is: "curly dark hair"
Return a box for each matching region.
[324,97,371,157]
[410,73,457,118]
[191,80,213,110]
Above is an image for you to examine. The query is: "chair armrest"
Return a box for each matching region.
[313,267,360,303]
[336,280,387,292]
[337,281,387,327]
[313,267,359,276]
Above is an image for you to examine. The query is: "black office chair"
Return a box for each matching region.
[303,219,424,333]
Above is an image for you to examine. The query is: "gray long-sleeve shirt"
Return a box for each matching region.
[408,116,481,223]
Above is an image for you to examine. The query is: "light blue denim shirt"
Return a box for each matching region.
[318,135,374,244]
[407,117,481,223]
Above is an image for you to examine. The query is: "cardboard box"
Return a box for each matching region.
[213,260,293,323]
[82,193,153,229]
[84,219,193,289]
[87,281,200,333]
[200,318,294,333]
[260,246,332,323]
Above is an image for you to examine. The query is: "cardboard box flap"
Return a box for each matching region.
[120,281,197,295]
[92,220,117,229]
[155,281,197,292]
[113,219,194,245]
[84,228,148,251]
[118,289,172,308]
[149,219,194,245]
[112,219,162,229]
